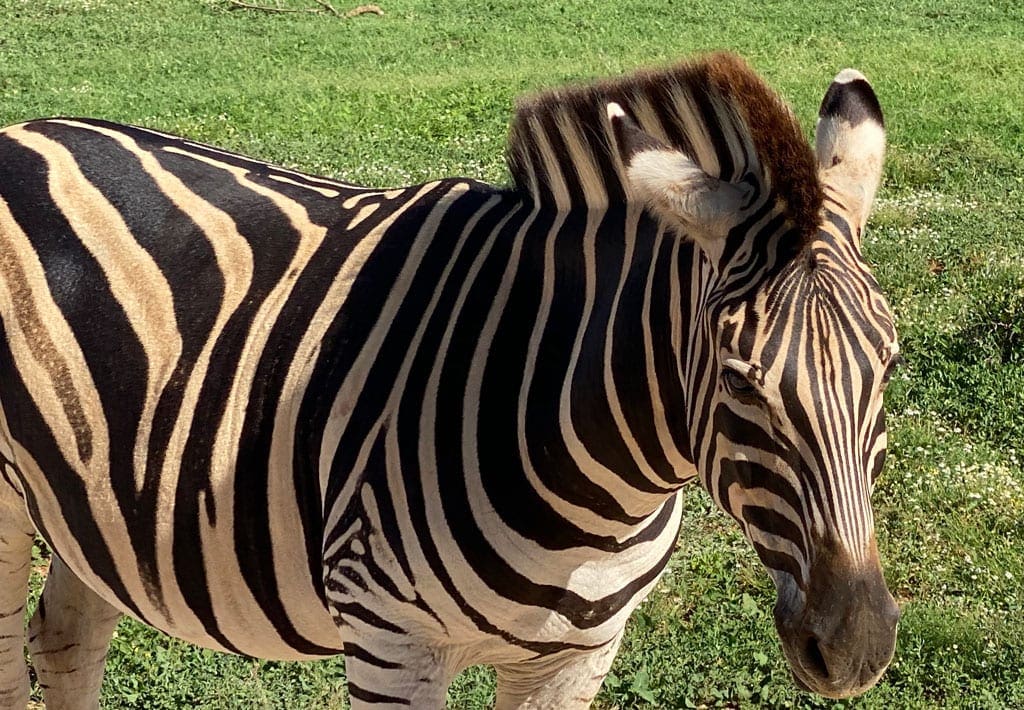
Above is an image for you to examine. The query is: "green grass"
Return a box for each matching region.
[4,0,1024,707]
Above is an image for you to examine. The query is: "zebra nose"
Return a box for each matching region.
[775,568,899,698]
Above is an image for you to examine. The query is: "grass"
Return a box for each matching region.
[3,0,1024,707]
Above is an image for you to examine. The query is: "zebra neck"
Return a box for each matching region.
[496,205,698,528]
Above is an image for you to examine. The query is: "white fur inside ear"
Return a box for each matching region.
[626,149,753,238]
[606,102,626,120]
[816,116,885,169]
[817,116,886,225]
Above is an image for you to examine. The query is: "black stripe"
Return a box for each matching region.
[66,118,366,195]
[520,209,649,523]
[343,643,404,670]
[478,207,677,545]
[585,108,627,205]
[572,207,673,493]
[691,81,735,181]
[230,208,415,654]
[143,139,304,653]
[649,232,695,467]
[720,202,785,276]
[753,541,805,590]
[347,682,411,706]
[0,133,149,620]
[389,206,601,654]
[608,212,679,484]
[741,505,805,555]
[644,81,697,159]
[868,410,887,483]
[433,207,676,627]
[328,601,405,635]
[712,407,806,518]
[539,110,585,204]
[318,181,484,514]
[323,432,443,629]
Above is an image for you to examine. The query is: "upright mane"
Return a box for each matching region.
[506,52,823,239]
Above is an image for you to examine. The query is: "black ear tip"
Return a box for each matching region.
[819,69,884,128]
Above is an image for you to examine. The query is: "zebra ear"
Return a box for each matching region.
[607,102,754,245]
[815,69,886,241]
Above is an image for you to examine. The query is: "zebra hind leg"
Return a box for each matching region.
[0,467,33,710]
[27,556,121,710]
[493,631,625,710]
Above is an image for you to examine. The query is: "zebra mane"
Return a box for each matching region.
[506,52,823,239]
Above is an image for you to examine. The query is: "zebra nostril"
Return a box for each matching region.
[804,635,830,680]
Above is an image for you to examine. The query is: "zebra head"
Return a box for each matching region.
[608,64,898,697]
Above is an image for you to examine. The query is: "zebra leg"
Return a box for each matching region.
[493,631,625,710]
[339,629,455,709]
[0,470,33,710]
[27,556,120,710]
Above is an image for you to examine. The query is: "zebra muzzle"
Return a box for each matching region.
[772,554,899,699]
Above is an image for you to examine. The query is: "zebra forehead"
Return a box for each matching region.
[507,52,824,239]
[715,255,895,370]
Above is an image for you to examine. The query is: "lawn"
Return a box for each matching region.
[2,0,1023,707]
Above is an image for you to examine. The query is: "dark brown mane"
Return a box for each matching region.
[506,52,823,239]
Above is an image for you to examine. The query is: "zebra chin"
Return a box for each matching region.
[769,554,900,699]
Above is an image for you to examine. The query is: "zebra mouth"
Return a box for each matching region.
[789,667,814,693]
[780,629,893,699]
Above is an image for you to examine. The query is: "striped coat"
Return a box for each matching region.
[0,53,898,708]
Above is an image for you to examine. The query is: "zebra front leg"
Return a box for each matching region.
[27,556,120,710]
[493,631,625,710]
[0,471,33,710]
[338,623,457,709]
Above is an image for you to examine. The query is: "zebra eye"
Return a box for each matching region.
[881,353,905,388]
[722,368,757,399]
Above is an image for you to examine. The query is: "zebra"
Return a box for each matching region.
[0,52,900,708]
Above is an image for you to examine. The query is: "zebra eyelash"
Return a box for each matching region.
[881,353,905,386]
[721,364,763,403]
